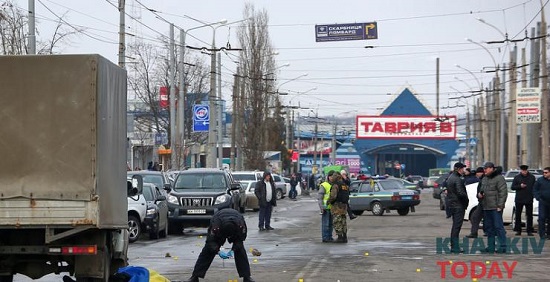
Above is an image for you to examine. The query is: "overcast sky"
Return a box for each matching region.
[21,0,545,117]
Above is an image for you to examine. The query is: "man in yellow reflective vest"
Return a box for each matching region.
[318,170,335,242]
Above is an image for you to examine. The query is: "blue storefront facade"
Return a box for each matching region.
[353,88,460,177]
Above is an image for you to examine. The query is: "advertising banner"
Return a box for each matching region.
[315,22,377,42]
[356,115,457,139]
[516,87,541,124]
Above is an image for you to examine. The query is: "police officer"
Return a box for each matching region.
[184,209,255,282]
[328,171,350,243]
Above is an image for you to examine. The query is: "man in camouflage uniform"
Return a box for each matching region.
[328,171,349,243]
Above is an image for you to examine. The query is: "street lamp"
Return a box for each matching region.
[176,19,227,170]
[449,87,474,167]
[453,76,474,94]
[466,37,502,164]
[455,64,481,91]
[185,16,249,168]
[277,73,309,94]
[476,18,507,40]
[287,87,317,102]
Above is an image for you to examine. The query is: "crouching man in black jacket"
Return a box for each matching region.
[446,162,469,253]
[184,209,255,282]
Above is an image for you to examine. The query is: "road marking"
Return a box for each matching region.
[294,256,327,280]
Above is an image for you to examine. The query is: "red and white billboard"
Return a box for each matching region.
[356,115,456,139]
[159,86,169,109]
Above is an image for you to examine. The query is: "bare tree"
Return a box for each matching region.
[127,39,211,168]
[236,3,281,170]
[0,1,80,55]
[0,0,80,55]
[0,1,26,54]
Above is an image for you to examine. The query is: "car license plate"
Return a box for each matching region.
[402,196,412,200]
[187,209,206,214]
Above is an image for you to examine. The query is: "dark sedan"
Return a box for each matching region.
[141,183,169,239]
[349,177,420,216]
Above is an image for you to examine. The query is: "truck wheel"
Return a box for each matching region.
[276,189,283,200]
[128,215,141,243]
[0,275,13,282]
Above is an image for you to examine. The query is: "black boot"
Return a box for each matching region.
[335,234,346,243]
[184,275,199,282]
[243,277,256,282]
[343,232,348,243]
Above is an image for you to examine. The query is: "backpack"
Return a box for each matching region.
[335,182,350,203]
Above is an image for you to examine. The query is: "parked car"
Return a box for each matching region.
[432,174,449,199]
[504,169,541,179]
[166,168,245,233]
[401,179,421,193]
[349,177,421,216]
[141,183,169,239]
[405,175,424,185]
[283,176,302,196]
[127,177,146,243]
[232,171,287,200]
[426,176,440,188]
[127,170,172,191]
[240,181,259,211]
[463,179,539,227]
[271,173,288,199]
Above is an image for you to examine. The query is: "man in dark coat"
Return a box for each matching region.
[446,162,469,253]
[184,209,255,282]
[511,165,537,236]
[534,167,550,240]
[255,171,277,231]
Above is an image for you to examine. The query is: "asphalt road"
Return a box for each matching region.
[14,189,550,281]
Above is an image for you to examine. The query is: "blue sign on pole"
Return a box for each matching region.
[154,132,167,145]
[315,22,378,42]
[193,104,209,132]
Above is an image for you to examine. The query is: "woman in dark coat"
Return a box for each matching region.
[254,171,277,231]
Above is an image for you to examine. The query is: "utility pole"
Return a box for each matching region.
[28,0,36,54]
[436,57,440,117]
[231,68,240,170]
[540,9,550,166]
[331,123,337,165]
[177,29,186,170]
[508,46,518,169]
[466,109,471,167]
[481,92,490,162]
[118,0,125,68]
[169,24,176,170]
[313,110,319,174]
[528,26,541,168]
[207,39,218,168]
[521,47,528,165]
[217,52,223,168]
[296,113,301,173]
[499,63,506,167]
